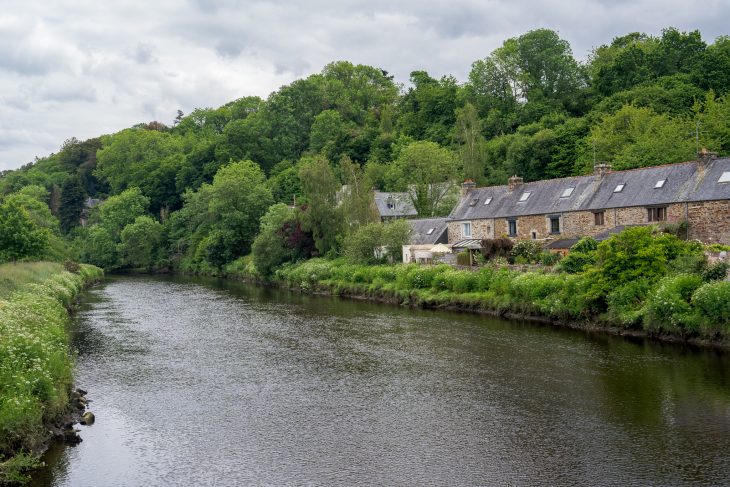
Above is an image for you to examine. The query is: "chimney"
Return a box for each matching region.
[594,163,612,178]
[507,175,523,192]
[461,179,476,197]
[698,148,718,166]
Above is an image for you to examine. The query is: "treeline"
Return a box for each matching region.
[1,27,730,273]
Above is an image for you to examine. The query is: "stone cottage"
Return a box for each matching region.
[447,152,730,246]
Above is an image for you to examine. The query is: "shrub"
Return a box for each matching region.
[540,251,561,266]
[702,261,730,282]
[480,238,513,260]
[571,237,598,254]
[559,252,595,274]
[606,280,651,327]
[644,274,703,331]
[692,281,730,326]
[63,260,80,274]
[509,240,543,264]
[456,251,471,266]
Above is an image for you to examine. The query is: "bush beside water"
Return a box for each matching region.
[273,227,730,341]
[0,262,103,484]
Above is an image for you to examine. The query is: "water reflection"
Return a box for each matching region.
[32,275,730,486]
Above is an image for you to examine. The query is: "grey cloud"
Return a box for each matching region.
[133,43,157,64]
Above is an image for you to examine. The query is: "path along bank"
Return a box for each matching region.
[0,262,103,485]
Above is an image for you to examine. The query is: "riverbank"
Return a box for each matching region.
[217,256,730,350]
[0,262,103,485]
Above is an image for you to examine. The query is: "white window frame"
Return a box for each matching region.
[655,179,666,188]
[518,191,531,202]
[462,222,472,237]
[426,228,434,235]
[613,183,625,193]
[483,197,492,205]
[719,171,730,183]
[560,187,574,198]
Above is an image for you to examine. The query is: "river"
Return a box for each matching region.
[31,275,730,486]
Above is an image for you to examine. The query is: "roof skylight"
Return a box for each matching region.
[483,197,492,205]
[469,198,479,207]
[426,228,435,235]
[613,183,625,193]
[655,179,666,188]
[518,191,531,202]
[719,171,730,183]
[560,187,574,198]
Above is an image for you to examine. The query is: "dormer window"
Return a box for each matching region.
[613,183,625,193]
[719,171,730,183]
[483,197,492,205]
[426,228,434,235]
[655,179,666,188]
[386,197,395,209]
[560,187,574,198]
[518,191,531,202]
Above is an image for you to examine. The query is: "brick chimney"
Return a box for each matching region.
[594,163,612,178]
[698,148,718,166]
[461,179,477,197]
[507,175,523,192]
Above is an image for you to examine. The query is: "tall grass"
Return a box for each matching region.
[275,258,730,340]
[0,262,103,484]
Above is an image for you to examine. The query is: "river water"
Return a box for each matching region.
[31,275,730,486]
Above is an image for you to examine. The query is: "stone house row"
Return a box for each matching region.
[446,152,730,246]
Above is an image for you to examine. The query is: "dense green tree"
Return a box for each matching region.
[120,216,164,269]
[399,71,460,145]
[0,199,49,262]
[251,203,299,276]
[387,141,459,217]
[298,155,342,255]
[98,187,150,238]
[455,102,487,182]
[59,177,85,233]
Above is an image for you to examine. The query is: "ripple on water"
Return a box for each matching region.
[31,275,730,487]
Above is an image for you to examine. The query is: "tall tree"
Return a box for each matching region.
[59,177,85,233]
[0,199,49,263]
[387,141,458,217]
[299,155,342,255]
[455,102,487,182]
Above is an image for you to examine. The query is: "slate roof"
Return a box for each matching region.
[408,217,448,245]
[373,191,418,218]
[449,157,730,221]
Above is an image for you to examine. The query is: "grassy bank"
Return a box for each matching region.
[265,256,730,345]
[0,262,103,484]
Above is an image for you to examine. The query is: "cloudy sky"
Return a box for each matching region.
[1,0,728,171]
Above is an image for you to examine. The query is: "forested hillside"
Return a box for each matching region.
[1,27,729,274]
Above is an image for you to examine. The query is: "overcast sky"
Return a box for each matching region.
[1,0,728,171]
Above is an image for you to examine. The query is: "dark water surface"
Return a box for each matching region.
[31,275,730,486]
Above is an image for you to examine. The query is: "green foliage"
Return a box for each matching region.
[120,216,164,270]
[343,220,411,264]
[572,237,598,254]
[98,187,150,238]
[606,280,652,327]
[387,140,458,217]
[252,204,302,276]
[480,238,513,260]
[59,177,85,233]
[0,263,103,481]
[509,240,543,264]
[298,155,342,255]
[702,261,730,282]
[0,199,49,263]
[692,281,730,327]
[644,274,704,331]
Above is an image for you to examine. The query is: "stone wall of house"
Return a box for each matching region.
[447,219,494,242]
[688,200,730,244]
[449,201,729,245]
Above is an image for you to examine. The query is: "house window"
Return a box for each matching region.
[462,222,472,237]
[594,211,605,226]
[426,228,434,235]
[613,183,625,193]
[508,219,517,237]
[719,171,730,183]
[647,206,667,222]
[550,216,560,234]
[469,198,479,207]
[531,231,537,240]
[483,197,492,205]
[386,197,395,210]
[655,179,666,188]
[560,187,574,198]
[518,191,531,202]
